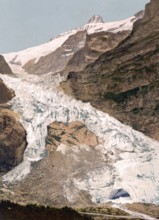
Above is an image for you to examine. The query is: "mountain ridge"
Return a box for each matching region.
[3,13,140,75]
[61,0,159,141]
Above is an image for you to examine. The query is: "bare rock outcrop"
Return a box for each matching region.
[0,55,14,105]
[0,109,27,172]
[61,0,159,141]
[23,31,87,75]
[0,55,12,74]
[0,78,15,104]
[46,121,98,152]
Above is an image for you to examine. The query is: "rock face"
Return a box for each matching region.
[62,0,159,141]
[0,73,27,172]
[24,28,127,77]
[23,31,87,75]
[0,110,27,172]
[0,78,15,104]
[0,55,12,74]
[46,121,98,152]
[61,30,130,78]
[0,55,14,104]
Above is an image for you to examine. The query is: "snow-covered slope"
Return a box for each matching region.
[3,30,77,69]
[1,72,159,205]
[3,14,140,72]
[80,15,138,34]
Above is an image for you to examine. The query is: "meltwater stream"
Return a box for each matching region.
[1,72,159,204]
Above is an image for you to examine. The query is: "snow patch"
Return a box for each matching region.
[3,30,77,67]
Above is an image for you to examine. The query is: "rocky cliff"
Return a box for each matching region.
[61,30,130,80]
[0,55,12,74]
[0,56,27,172]
[0,78,15,104]
[0,109,27,173]
[23,29,130,77]
[61,0,159,141]
[23,31,87,75]
[0,56,14,104]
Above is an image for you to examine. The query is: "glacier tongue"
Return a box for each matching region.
[0,72,159,204]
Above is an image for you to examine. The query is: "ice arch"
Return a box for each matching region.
[108,189,131,200]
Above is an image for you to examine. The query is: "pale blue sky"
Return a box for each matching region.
[0,0,149,53]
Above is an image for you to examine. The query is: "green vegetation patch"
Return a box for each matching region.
[78,206,129,216]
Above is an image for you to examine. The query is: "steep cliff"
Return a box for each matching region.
[0,56,14,104]
[62,0,159,140]
[23,31,87,75]
[61,30,130,80]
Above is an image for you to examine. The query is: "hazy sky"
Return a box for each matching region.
[0,0,149,53]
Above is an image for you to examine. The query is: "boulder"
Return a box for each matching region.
[0,109,27,172]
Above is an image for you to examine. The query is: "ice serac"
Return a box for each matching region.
[61,0,159,141]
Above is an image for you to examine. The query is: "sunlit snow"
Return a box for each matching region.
[3,16,136,69]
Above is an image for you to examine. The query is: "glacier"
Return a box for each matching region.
[0,71,159,205]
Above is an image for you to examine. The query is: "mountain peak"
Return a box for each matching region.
[134,10,144,19]
[87,15,104,24]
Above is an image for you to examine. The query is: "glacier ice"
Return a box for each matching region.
[0,72,159,205]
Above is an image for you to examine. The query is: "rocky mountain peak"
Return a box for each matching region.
[144,0,159,21]
[87,15,104,24]
[134,10,144,19]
